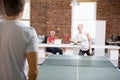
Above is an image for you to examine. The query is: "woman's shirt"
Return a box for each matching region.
[76,31,89,51]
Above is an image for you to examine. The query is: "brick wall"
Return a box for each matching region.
[31,0,120,43]
[97,0,120,40]
[31,0,47,35]
[31,0,71,43]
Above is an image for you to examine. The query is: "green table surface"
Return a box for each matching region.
[38,65,120,80]
[42,55,115,67]
[38,55,120,80]
[47,55,108,60]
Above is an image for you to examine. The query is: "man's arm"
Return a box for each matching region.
[26,52,38,80]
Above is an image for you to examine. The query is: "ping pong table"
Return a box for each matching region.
[38,55,120,80]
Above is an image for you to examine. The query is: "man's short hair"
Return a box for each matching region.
[3,0,25,16]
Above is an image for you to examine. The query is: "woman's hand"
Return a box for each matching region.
[89,49,93,55]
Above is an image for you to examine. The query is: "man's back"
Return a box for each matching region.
[0,20,38,80]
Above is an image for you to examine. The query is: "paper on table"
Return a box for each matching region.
[54,39,62,44]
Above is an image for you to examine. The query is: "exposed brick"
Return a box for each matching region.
[31,0,71,43]
[97,0,120,40]
[31,0,120,43]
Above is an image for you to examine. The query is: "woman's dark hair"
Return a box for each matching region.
[3,0,25,16]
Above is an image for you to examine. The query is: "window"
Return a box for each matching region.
[0,1,30,26]
[71,2,96,40]
[21,1,30,26]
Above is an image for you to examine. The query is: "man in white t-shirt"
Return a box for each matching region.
[0,0,39,80]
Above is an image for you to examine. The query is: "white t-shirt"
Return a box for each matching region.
[76,31,89,51]
[0,20,39,80]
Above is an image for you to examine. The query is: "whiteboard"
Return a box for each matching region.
[94,20,106,56]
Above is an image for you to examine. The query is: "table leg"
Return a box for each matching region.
[109,49,119,67]
[39,47,46,58]
[64,48,74,55]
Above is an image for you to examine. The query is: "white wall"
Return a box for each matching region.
[71,2,96,39]
[94,21,106,56]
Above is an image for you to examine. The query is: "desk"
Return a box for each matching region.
[106,41,120,45]
[39,44,82,56]
[92,45,120,61]
[38,55,120,80]
[39,44,120,57]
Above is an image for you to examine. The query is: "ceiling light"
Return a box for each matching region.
[70,0,80,6]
